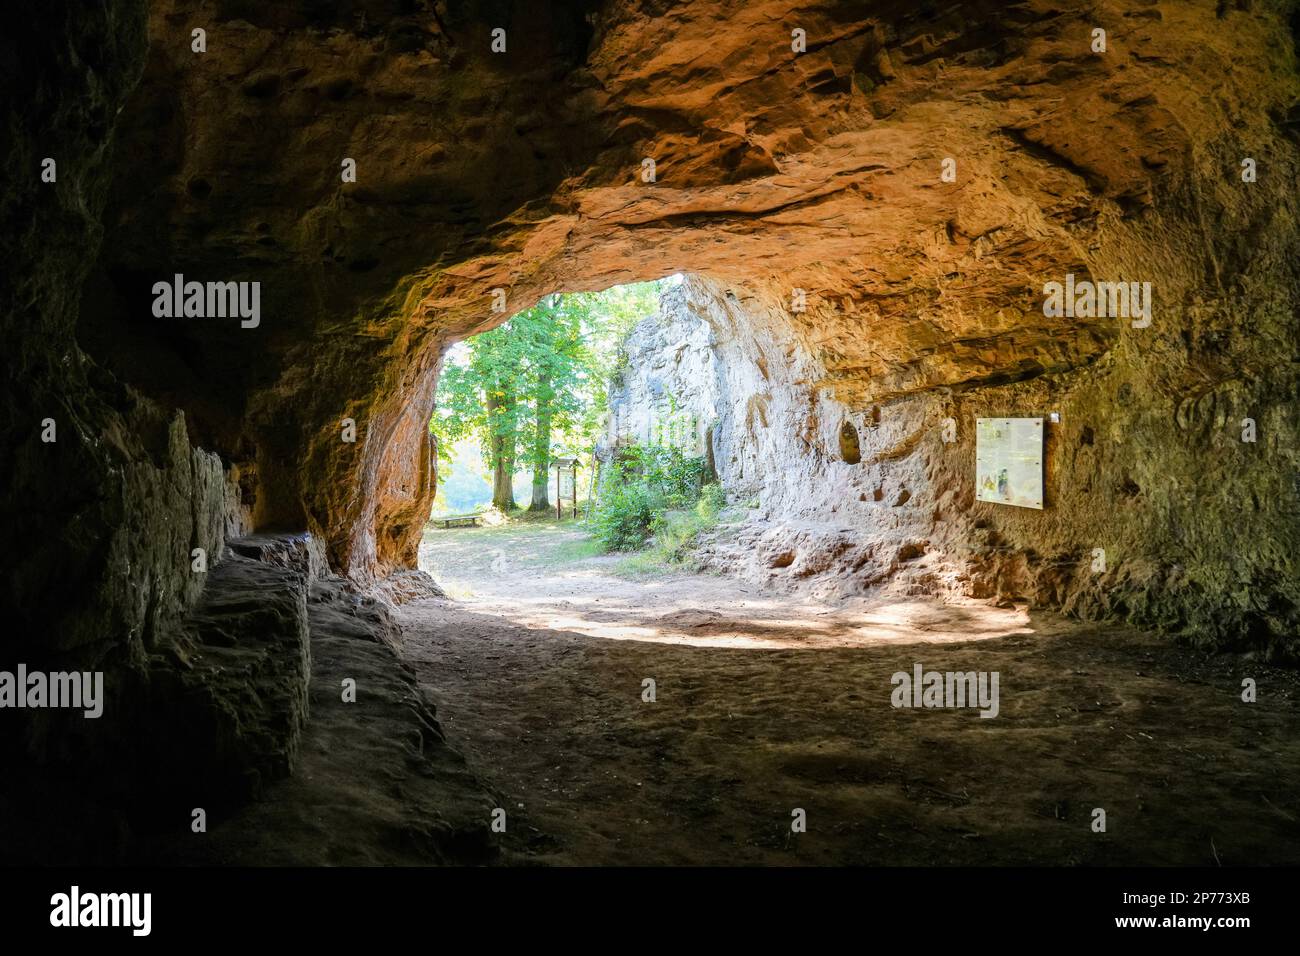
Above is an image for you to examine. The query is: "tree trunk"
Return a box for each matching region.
[492,453,515,512]
[528,376,554,511]
[487,389,517,512]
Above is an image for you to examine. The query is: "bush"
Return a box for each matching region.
[647,483,726,563]
[697,482,726,519]
[591,441,712,552]
[591,473,664,551]
[638,442,710,506]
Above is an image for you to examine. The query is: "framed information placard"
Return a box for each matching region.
[975,418,1044,510]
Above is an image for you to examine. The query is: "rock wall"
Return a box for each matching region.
[621,270,1300,661]
[5,0,1299,757]
[599,285,721,461]
[0,1,320,860]
[0,0,246,728]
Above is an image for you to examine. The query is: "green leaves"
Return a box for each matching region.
[432,282,663,482]
[590,440,711,552]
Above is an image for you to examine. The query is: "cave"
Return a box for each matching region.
[4,0,1300,889]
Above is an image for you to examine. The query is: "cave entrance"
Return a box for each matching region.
[418,273,1027,649]
[427,275,721,529]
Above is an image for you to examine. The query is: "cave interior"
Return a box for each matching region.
[2,0,1299,866]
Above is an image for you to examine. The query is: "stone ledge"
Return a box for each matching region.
[148,576,499,864]
[150,540,313,805]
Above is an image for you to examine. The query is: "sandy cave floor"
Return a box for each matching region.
[400,518,1300,866]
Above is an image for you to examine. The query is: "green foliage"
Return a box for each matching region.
[590,440,713,552]
[698,482,727,517]
[590,476,664,552]
[644,443,710,506]
[645,483,723,563]
[434,297,583,464]
[564,282,662,446]
[431,281,663,504]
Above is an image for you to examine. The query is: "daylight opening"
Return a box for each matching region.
[430,280,678,520]
[419,274,1020,650]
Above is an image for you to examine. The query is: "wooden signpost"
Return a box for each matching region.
[552,457,580,520]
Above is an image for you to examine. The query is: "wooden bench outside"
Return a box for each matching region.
[439,514,482,529]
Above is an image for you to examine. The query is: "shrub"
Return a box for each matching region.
[591,440,711,552]
[647,483,726,563]
[591,471,664,551]
[697,482,726,519]
[638,442,709,506]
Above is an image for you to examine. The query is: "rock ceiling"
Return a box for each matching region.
[77,0,1300,577]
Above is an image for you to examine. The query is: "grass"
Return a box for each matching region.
[612,551,675,578]
[426,491,733,585]
[423,507,604,584]
[547,536,604,565]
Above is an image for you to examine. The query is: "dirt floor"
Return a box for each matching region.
[401,516,1300,866]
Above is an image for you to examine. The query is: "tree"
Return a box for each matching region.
[486,386,519,511]
[435,325,528,512]
[431,280,664,515]
[516,295,587,511]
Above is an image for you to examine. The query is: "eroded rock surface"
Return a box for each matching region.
[67,0,1298,655]
[154,574,498,865]
[0,533,314,863]
[604,270,1300,657]
[4,0,1300,860]
[597,284,721,465]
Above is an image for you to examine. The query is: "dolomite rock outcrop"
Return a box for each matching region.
[599,287,721,461]
[614,271,1300,658]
